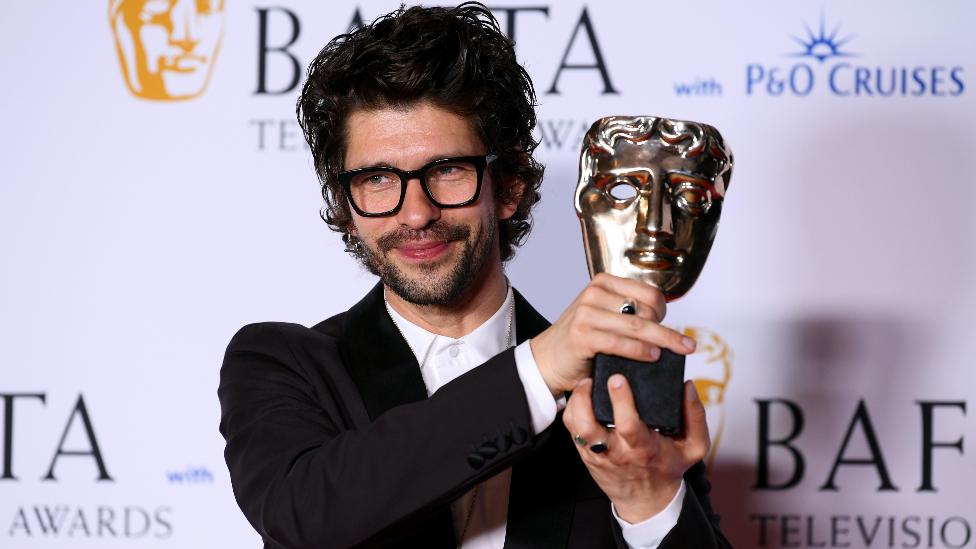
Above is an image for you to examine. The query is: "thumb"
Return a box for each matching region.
[681,381,710,461]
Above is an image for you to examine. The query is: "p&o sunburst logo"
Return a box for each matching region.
[109,0,226,101]
[788,13,855,63]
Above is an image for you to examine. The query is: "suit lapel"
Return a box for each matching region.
[505,291,575,549]
[336,282,457,547]
[338,282,429,422]
[337,285,578,548]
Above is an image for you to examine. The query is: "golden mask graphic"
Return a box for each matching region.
[682,327,732,470]
[109,0,225,101]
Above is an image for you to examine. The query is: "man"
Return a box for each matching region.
[218,3,731,548]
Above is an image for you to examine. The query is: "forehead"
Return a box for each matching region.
[592,139,722,180]
[343,103,483,169]
[118,0,225,14]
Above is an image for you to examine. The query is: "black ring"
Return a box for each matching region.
[620,299,636,316]
[589,442,608,454]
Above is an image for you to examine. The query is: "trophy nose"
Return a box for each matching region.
[169,0,204,53]
[635,187,673,241]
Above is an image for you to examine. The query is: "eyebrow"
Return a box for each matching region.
[344,151,483,171]
[669,173,722,196]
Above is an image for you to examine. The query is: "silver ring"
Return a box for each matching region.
[620,299,636,315]
[573,433,588,447]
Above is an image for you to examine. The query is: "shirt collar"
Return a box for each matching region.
[384,284,516,363]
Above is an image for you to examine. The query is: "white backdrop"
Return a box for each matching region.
[2,1,975,547]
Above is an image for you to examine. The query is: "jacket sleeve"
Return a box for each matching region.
[658,462,733,548]
[218,322,538,549]
[608,462,733,549]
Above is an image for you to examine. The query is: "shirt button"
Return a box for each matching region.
[449,346,460,358]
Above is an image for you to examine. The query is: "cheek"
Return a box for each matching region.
[139,26,169,53]
[348,216,379,239]
[197,17,224,52]
[578,187,612,215]
[672,214,700,250]
[464,211,492,241]
[684,215,720,250]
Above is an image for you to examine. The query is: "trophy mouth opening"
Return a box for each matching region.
[625,247,683,271]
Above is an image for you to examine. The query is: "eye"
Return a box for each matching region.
[606,180,639,202]
[365,174,394,186]
[142,0,172,16]
[196,0,216,15]
[671,182,711,216]
[432,163,471,179]
[350,170,398,191]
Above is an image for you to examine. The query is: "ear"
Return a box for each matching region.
[495,175,525,221]
[346,218,359,238]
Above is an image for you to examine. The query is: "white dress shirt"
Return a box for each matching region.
[385,286,683,548]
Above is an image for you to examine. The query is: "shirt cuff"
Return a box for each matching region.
[513,341,564,434]
[611,480,686,549]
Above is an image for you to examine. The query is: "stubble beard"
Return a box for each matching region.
[354,216,498,307]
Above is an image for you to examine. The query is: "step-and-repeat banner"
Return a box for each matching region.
[3,1,975,547]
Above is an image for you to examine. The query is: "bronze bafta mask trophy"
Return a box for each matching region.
[575,116,733,435]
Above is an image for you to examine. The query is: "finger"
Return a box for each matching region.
[591,272,667,321]
[607,374,651,447]
[591,273,666,320]
[572,306,660,362]
[578,306,696,357]
[680,381,710,462]
[561,401,574,432]
[577,282,658,322]
[565,378,610,453]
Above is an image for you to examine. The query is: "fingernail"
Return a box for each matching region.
[687,382,700,402]
[609,374,625,390]
[648,347,661,361]
[682,337,697,352]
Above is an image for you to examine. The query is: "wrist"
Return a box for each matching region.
[529,336,568,397]
[612,478,682,524]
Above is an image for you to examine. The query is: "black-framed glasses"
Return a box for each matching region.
[338,154,498,217]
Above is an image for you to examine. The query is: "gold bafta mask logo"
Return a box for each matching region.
[681,327,733,470]
[109,0,226,101]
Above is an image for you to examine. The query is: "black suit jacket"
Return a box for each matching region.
[218,283,732,548]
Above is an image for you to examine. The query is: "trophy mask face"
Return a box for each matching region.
[575,117,733,301]
[110,0,225,100]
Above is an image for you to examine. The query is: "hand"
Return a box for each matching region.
[529,273,696,396]
[562,377,709,523]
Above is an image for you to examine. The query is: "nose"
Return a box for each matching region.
[635,181,673,239]
[395,176,441,230]
[169,0,202,53]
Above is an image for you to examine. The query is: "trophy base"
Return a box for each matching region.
[592,350,685,436]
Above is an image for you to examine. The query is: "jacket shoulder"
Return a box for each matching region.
[224,321,330,356]
[227,320,305,343]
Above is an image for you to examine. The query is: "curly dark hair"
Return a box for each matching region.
[296,2,544,261]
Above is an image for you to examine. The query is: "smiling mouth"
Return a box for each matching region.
[161,54,208,73]
[393,240,453,262]
[625,247,682,270]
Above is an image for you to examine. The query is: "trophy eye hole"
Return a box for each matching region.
[606,180,639,202]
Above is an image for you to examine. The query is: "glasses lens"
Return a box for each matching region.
[348,170,402,214]
[425,160,479,206]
